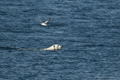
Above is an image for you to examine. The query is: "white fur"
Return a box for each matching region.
[43,44,62,50]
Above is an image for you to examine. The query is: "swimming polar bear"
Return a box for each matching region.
[18,44,62,51]
[42,44,62,50]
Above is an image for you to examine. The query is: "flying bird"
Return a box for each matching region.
[39,18,51,26]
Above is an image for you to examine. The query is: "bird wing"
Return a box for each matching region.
[45,18,51,23]
[39,19,43,23]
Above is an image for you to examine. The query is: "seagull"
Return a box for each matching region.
[39,18,51,26]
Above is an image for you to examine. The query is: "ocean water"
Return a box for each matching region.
[0,0,120,80]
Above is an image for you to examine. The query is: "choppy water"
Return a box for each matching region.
[0,0,120,80]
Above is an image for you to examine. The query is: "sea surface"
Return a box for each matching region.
[0,0,120,80]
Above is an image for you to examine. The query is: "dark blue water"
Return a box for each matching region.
[0,0,120,80]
